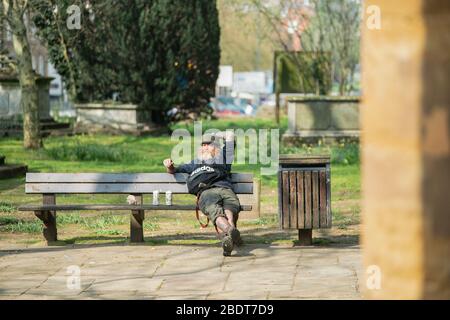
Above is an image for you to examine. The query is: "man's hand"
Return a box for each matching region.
[163,158,175,173]
[163,158,174,168]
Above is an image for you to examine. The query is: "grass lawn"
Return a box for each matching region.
[0,117,360,247]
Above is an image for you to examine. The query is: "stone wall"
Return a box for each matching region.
[282,96,360,144]
[361,0,449,299]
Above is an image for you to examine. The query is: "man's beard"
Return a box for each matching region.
[198,147,217,161]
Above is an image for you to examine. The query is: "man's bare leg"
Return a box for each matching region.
[215,210,237,232]
[224,209,235,228]
[216,216,233,256]
[215,216,232,234]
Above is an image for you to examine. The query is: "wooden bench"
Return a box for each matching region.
[18,173,254,243]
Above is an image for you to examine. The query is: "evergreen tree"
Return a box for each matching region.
[32,0,120,101]
[32,0,221,126]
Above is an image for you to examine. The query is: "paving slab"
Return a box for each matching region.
[0,244,362,300]
[84,276,163,293]
[206,290,270,300]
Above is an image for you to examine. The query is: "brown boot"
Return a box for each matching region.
[221,234,234,256]
[230,227,243,247]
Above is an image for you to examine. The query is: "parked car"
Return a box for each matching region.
[210,96,256,117]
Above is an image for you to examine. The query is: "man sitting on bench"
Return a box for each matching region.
[163,131,243,256]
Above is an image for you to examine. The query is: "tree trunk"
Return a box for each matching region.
[11,8,42,149]
[339,81,345,96]
[275,91,280,125]
[338,67,346,96]
[55,13,77,100]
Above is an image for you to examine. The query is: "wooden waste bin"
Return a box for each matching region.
[278,155,331,245]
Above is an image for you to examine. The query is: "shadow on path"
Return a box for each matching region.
[0,229,359,257]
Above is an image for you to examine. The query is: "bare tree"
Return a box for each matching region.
[250,0,361,96]
[320,0,360,95]
[1,0,42,149]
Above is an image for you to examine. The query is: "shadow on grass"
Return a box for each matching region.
[0,177,25,192]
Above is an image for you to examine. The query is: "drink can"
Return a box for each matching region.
[165,191,172,206]
[152,190,159,205]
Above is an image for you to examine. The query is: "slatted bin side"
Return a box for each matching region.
[319,169,330,228]
[280,171,290,229]
[279,170,300,229]
[278,155,331,230]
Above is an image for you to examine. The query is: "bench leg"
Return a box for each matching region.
[130,211,144,243]
[130,194,144,243]
[35,211,57,243]
[297,229,313,246]
[35,194,57,243]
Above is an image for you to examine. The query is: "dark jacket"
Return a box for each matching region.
[175,140,235,190]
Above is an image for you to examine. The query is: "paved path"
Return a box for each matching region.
[0,243,362,300]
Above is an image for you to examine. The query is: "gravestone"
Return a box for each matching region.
[282,96,360,145]
[0,75,69,137]
[74,103,166,135]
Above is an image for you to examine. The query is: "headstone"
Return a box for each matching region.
[282,96,360,144]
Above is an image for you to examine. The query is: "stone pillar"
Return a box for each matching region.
[361,0,449,299]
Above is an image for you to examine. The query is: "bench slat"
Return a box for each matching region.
[26,173,254,183]
[18,204,253,211]
[25,183,254,194]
